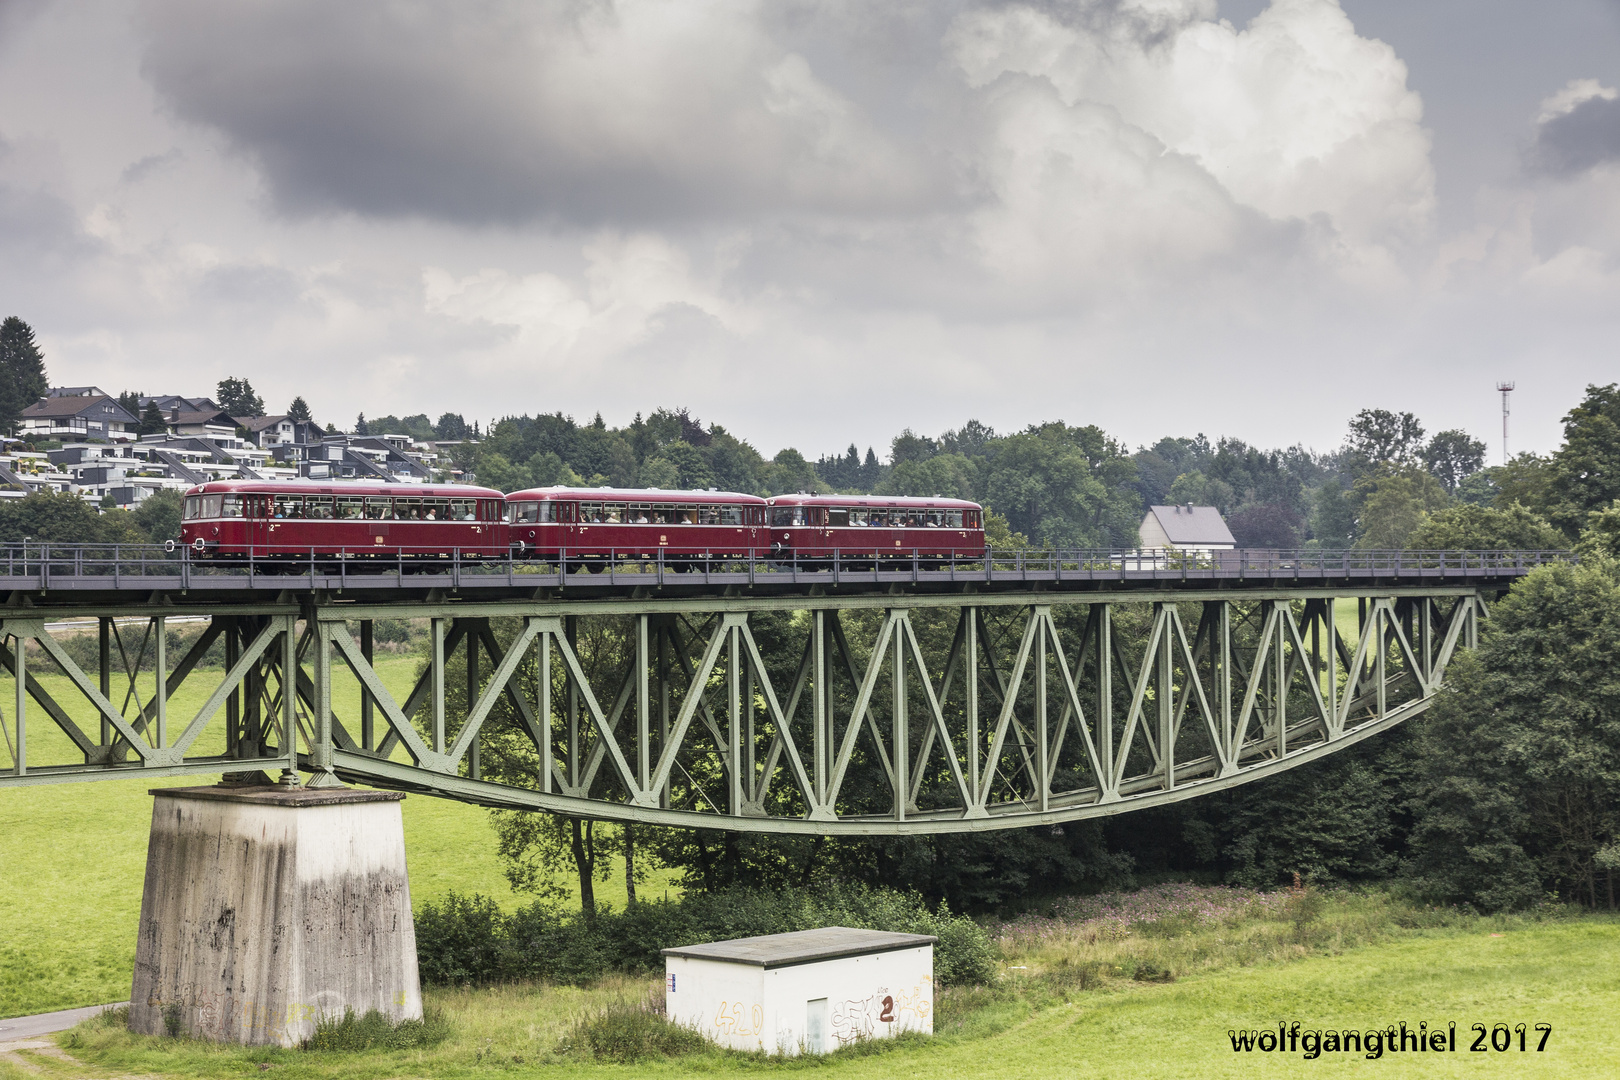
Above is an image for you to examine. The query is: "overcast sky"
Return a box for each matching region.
[2,0,1617,461]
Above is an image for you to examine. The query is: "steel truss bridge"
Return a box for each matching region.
[0,545,1563,835]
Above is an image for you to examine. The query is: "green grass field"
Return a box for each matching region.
[0,654,675,1019]
[12,911,1617,1079]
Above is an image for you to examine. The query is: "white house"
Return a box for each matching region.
[20,394,138,442]
[1138,504,1237,553]
[663,927,935,1055]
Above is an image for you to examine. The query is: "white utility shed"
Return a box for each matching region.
[663,926,936,1055]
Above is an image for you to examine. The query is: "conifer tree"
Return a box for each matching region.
[0,317,48,437]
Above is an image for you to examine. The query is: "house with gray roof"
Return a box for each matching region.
[1139,504,1237,552]
[19,394,138,442]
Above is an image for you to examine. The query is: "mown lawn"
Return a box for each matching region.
[15,914,1618,1078]
[0,653,674,1019]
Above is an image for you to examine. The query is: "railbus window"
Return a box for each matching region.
[220,495,243,518]
[581,502,602,523]
[305,496,335,520]
[849,508,869,526]
[183,496,201,520]
[945,510,964,528]
[827,508,849,527]
[420,498,448,521]
[336,496,365,520]
[650,506,673,525]
[244,495,269,518]
[394,498,423,520]
[272,495,303,519]
[480,500,502,521]
[677,505,698,524]
[364,497,391,520]
[719,505,742,526]
[967,510,980,528]
[629,503,651,523]
[770,507,808,527]
[510,501,540,524]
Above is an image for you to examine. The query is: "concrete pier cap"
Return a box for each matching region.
[129,785,422,1047]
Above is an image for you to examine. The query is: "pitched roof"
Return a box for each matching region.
[21,395,138,422]
[1146,504,1237,546]
[236,414,290,432]
[169,408,237,427]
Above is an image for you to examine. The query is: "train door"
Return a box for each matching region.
[244,495,269,552]
[560,501,579,548]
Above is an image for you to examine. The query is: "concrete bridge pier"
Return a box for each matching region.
[128,786,421,1047]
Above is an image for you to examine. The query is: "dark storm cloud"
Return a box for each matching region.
[1533,94,1620,175]
[134,0,945,226]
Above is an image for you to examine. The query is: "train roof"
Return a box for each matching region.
[184,480,504,499]
[766,493,982,510]
[506,486,767,503]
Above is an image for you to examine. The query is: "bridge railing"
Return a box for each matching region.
[0,542,1573,589]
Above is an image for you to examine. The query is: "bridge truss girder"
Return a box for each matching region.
[0,587,1484,835]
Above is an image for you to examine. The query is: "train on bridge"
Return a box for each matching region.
[175,479,986,569]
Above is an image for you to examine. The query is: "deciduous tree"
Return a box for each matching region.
[215,376,263,417]
[1406,559,1620,909]
[1544,384,1620,538]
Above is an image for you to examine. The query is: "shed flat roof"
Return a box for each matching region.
[662,927,937,968]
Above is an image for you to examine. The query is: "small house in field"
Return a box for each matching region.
[1139,504,1236,553]
[663,927,935,1055]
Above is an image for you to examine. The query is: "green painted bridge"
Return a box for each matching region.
[0,545,1560,835]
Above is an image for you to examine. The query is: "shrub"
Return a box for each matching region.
[563,1000,706,1062]
[415,893,504,984]
[304,1007,452,1051]
[414,884,996,990]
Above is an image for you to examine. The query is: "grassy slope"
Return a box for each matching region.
[0,655,674,1019]
[21,918,1619,1078]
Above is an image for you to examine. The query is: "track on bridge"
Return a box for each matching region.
[0,545,1561,835]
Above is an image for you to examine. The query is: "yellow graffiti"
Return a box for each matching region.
[712,1000,765,1037]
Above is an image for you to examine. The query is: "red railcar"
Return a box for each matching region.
[765,494,985,564]
[504,487,767,563]
[176,480,508,559]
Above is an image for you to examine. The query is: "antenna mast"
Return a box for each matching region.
[1496,381,1515,464]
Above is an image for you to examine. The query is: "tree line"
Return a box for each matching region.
[464,386,1620,555]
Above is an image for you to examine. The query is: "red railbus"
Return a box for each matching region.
[176,480,508,559]
[765,494,985,565]
[505,487,767,565]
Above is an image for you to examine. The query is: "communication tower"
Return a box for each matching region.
[1496,381,1515,464]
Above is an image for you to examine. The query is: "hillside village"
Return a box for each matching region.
[5,385,469,509]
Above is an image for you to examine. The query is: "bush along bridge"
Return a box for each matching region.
[0,544,1563,1046]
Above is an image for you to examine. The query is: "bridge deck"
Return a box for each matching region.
[0,545,1563,606]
